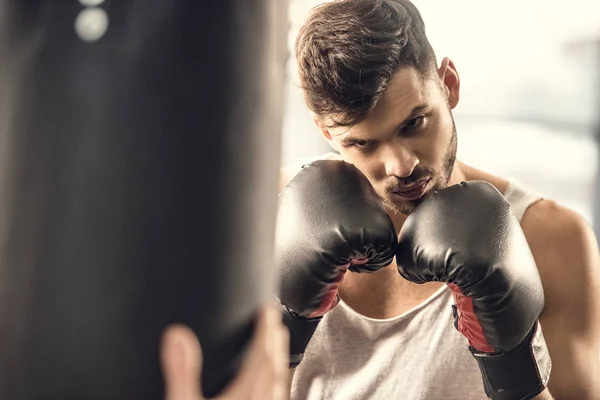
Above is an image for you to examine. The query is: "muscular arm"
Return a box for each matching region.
[523,200,600,400]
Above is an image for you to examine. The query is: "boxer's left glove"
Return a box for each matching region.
[396,181,552,400]
[275,160,397,368]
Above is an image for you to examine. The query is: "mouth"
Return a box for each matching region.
[391,178,431,201]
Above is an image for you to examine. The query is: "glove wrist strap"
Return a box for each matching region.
[470,321,552,400]
[279,304,321,368]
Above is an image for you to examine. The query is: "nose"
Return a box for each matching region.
[383,145,418,178]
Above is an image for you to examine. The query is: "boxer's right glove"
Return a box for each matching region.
[275,160,398,368]
[396,182,552,400]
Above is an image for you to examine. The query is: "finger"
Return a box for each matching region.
[256,307,290,400]
[220,306,289,400]
[219,307,270,398]
[269,308,290,400]
[161,324,204,400]
[260,306,289,374]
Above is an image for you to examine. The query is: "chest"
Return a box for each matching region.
[291,288,488,400]
[339,262,446,319]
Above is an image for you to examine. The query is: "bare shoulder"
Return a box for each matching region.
[521,199,597,267]
[521,199,600,324]
[521,200,600,396]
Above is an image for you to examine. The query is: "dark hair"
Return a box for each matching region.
[295,0,437,127]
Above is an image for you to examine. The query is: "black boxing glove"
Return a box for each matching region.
[275,160,397,368]
[396,181,551,400]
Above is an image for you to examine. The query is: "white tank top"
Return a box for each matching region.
[283,153,545,400]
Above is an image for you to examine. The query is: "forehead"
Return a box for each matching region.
[328,68,439,138]
[371,68,435,121]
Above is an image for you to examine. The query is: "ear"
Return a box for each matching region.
[437,57,460,109]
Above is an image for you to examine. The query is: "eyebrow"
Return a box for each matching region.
[397,104,430,128]
[340,103,430,146]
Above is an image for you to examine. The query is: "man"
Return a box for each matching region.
[276,0,600,399]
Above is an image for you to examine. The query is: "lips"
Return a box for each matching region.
[392,178,431,200]
[395,178,430,193]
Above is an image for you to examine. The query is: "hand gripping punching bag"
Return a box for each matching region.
[0,1,288,398]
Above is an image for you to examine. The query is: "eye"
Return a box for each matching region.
[349,140,375,151]
[402,116,425,132]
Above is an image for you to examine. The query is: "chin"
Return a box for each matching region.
[381,197,417,216]
[382,190,433,216]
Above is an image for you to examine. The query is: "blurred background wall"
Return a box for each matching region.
[281,0,600,235]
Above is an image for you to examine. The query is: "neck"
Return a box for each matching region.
[388,162,467,233]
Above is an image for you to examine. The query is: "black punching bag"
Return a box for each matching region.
[0,1,288,398]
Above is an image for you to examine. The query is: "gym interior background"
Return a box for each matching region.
[281,0,600,237]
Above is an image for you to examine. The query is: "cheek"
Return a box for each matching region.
[354,159,381,182]
[420,115,454,163]
[338,152,383,185]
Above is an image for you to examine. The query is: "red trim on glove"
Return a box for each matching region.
[308,265,348,318]
[447,283,494,353]
[307,257,368,318]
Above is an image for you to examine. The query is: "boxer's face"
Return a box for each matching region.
[318,58,461,215]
